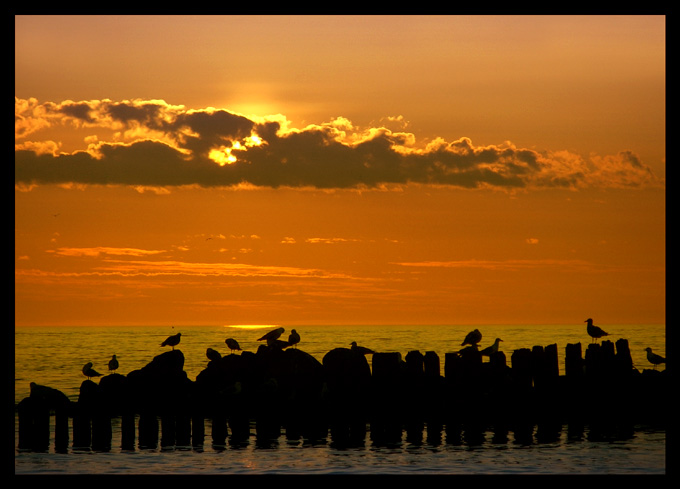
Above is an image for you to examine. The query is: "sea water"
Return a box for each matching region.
[14,324,666,475]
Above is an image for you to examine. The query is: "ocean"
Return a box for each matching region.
[14,323,666,475]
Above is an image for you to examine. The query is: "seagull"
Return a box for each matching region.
[644,348,666,370]
[108,355,119,372]
[257,327,285,343]
[82,362,102,380]
[288,329,300,348]
[268,339,291,350]
[461,329,482,347]
[225,338,242,353]
[206,348,222,362]
[161,332,182,350]
[585,318,608,343]
[350,341,375,355]
[480,338,503,356]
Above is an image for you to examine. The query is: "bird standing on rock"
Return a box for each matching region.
[480,338,503,356]
[257,327,285,345]
[108,355,119,372]
[225,338,241,353]
[585,318,608,343]
[644,347,665,370]
[161,332,182,350]
[288,329,300,348]
[82,362,102,380]
[350,341,374,355]
[461,329,482,347]
[206,348,222,362]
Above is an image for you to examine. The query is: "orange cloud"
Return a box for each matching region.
[15,97,663,191]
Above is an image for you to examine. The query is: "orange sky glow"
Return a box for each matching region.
[15,15,665,327]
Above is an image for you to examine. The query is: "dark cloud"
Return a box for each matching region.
[15,98,661,191]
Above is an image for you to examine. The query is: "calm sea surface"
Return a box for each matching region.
[14,324,666,475]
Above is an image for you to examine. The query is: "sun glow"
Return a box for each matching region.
[208,146,237,166]
[226,324,281,329]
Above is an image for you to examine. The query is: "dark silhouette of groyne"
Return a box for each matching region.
[16,339,668,452]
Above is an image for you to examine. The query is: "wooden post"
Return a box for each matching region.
[160,414,176,448]
[511,348,533,390]
[92,413,112,451]
[565,343,584,379]
[405,350,424,375]
[54,407,69,452]
[424,351,440,377]
[121,412,136,450]
[32,401,50,452]
[211,413,228,446]
[138,412,158,449]
[615,338,634,374]
[176,412,192,447]
[192,413,205,447]
[72,405,91,449]
[17,398,33,451]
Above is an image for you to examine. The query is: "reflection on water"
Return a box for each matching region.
[14,421,665,474]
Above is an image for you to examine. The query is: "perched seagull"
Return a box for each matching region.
[269,339,291,350]
[585,318,609,343]
[257,327,285,343]
[644,348,666,370]
[161,332,182,350]
[206,348,222,362]
[350,341,375,355]
[288,329,300,348]
[225,338,242,353]
[480,338,503,356]
[108,354,119,372]
[82,362,102,380]
[461,329,482,347]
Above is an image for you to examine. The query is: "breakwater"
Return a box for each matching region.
[16,339,668,452]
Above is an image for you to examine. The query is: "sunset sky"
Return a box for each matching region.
[15,15,665,327]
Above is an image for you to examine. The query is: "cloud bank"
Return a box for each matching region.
[15,98,660,191]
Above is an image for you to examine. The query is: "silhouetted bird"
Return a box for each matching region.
[225,338,241,353]
[585,318,608,343]
[480,338,503,356]
[161,332,182,350]
[288,329,300,348]
[350,341,375,355]
[269,339,291,350]
[108,354,119,372]
[82,362,102,380]
[461,329,482,347]
[257,327,285,343]
[206,347,222,362]
[644,347,665,369]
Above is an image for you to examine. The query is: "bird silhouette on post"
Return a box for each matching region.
[206,347,222,362]
[461,329,482,347]
[82,362,102,380]
[288,329,300,348]
[257,327,285,346]
[161,332,182,350]
[108,355,119,372]
[480,338,503,356]
[585,318,608,343]
[350,341,375,355]
[644,347,665,370]
[225,338,241,353]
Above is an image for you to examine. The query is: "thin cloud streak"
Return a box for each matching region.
[394,259,663,274]
[15,97,661,191]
